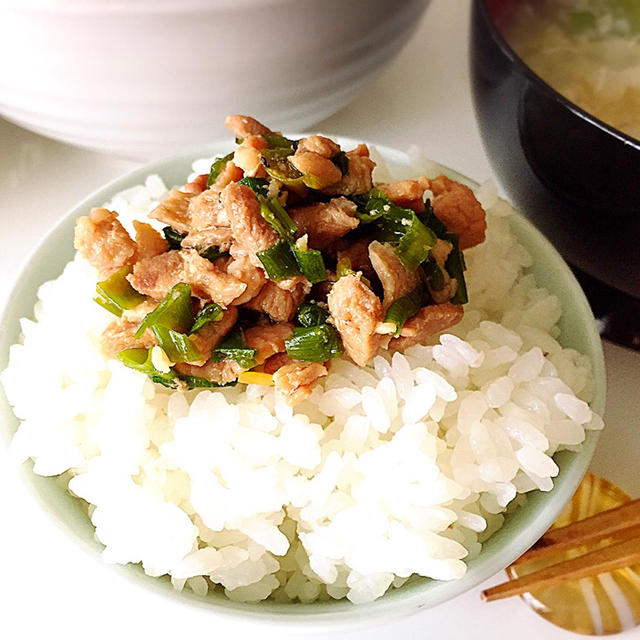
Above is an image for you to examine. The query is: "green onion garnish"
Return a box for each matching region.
[117,348,177,388]
[422,257,445,292]
[260,150,304,187]
[384,284,424,337]
[150,325,203,363]
[211,327,257,368]
[258,196,298,240]
[206,152,234,188]
[237,176,270,197]
[191,302,223,334]
[293,246,327,284]
[162,226,187,250]
[422,203,448,238]
[351,189,436,269]
[396,217,437,270]
[297,302,329,328]
[285,324,343,362]
[175,374,237,389]
[445,234,468,305]
[263,134,296,152]
[135,283,194,338]
[257,240,302,280]
[199,246,229,262]
[94,265,145,317]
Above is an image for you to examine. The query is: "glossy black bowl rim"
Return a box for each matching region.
[475,0,640,151]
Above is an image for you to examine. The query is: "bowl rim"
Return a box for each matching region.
[0,138,606,630]
[474,0,640,151]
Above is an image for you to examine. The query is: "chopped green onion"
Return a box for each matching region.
[191,302,223,333]
[237,176,269,197]
[199,246,229,262]
[258,196,298,240]
[263,134,296,152]
[135,283,194,338]
[260,150,304,187]
[257,240,302,280]
[396,216,438,270]
[293,246,327,284]
[423,257,445,292]
[162,226,186,250]
[211,327,257,368]
[330,151,349,176]
[94,265,146,317]
[384,284,424,337]
[422,203,448,238]
[150,325,203,363]
[206,152,234,188]
[445,234,468,305]
[117,348,177,388]
[350,189,389,223]
[301,174,325,190]
[285,324,343,362]
[175,374,236,389]
[297,302,329,328]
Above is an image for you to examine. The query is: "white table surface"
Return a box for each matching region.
[1,1,638,638]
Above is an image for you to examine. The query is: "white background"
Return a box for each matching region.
[1,1,638,638]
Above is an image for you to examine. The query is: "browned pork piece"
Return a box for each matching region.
[323,144,375,196]
[290,149,342,190]
[233,135,269,178]
[222,182,279,257]
[181,188,234,252]
[189,307,238,359]
[133,221,169,261]
[244,322,294,364]
[327,274,383,366]
[425,174,486,250]
[127,249,246,304]
[273,361,328,405]
[297,135,341,157]
[225,255,268,305]
[101,319,156,358]
[390,303,464,351]
[74,208,138,278]
[368,241,421,313]
[290,197,359,249]
[243,281,308,322]
[148,188,195,234]
[225,114,272,138]
[182,173,209,194]
[376,179,428,213]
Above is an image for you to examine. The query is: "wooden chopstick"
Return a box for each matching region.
[512,498,640,564]
[482,536,640,602]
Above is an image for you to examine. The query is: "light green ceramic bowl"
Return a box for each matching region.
[0,140,605,630]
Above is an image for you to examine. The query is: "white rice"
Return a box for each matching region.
[0,156,603,605]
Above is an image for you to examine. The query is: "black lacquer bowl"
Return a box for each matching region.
[470,0,640,348]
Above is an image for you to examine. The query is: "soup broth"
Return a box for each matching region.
[500,0,640,141]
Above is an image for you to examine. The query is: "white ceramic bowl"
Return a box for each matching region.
[0,139,605,631]
[0,0,430,159]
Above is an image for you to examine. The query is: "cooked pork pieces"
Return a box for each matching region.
[75,115,486,403]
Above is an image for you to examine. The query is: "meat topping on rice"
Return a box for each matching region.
[77,115,486,403]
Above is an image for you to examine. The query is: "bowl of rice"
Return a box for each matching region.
[0,136,605,629]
